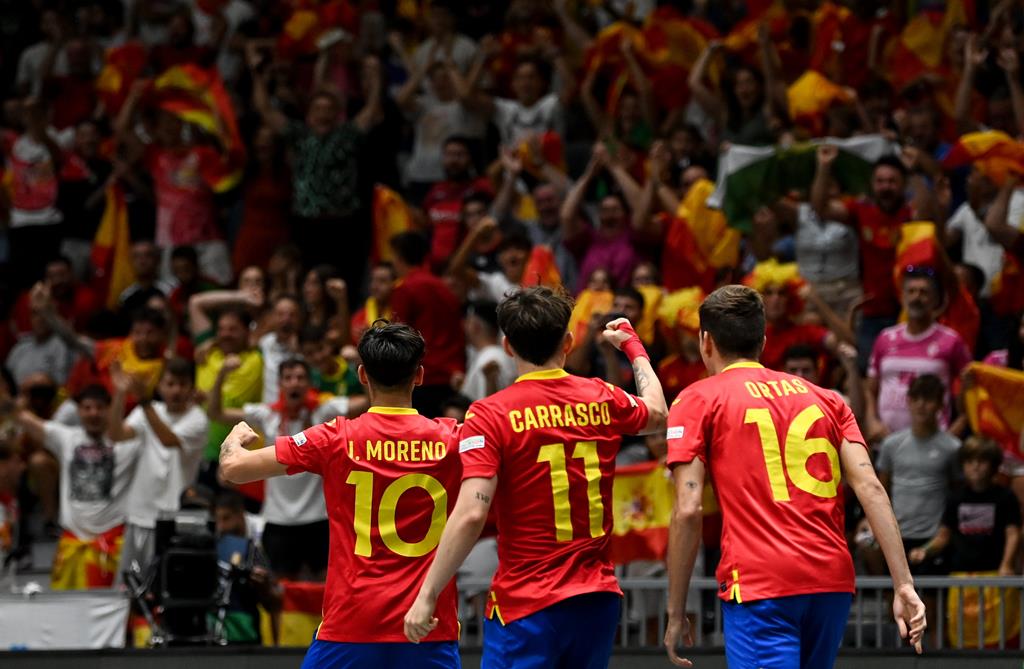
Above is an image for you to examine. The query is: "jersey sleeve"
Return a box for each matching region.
[603,381,649,436]
[274,416,343,476]
[458,403,502,480]
[665,389,712,466]
[836,399,866,449]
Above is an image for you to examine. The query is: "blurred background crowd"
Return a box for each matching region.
[0,0,1022,648]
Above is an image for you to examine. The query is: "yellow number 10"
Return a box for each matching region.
[537,441,605,542]
[744,405,841,502]
[345,471,447,558]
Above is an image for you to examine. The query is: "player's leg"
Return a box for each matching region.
[798,592,852,669]
[722,596,804,669]
[555,592,622,669]
[387,641,462,669]
[299,640,385,669]
[480,608,557,669]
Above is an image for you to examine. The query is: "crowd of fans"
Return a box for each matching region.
[0,0,1023,647]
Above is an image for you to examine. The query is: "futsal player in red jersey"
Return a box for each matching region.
[405,286,668,668]
[662,286,926,668]
[219,322,463,668]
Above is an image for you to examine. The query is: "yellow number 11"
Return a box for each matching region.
[744,405,841,502]
[537,441,605,542]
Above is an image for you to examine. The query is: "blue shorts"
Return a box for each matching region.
[300,638,461,669]
[481,591,621,669]
[723,592,852,669]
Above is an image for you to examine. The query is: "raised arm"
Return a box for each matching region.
[687,42,724,123]
[757,21,789,120]
[491,148,524,221]
[405,475,497,642]
[560,144,604,239]
[394,45,437,113]
[998,48,1024,137]
[247,42,288,134]
[841,441,926,653]
[602,318,668,435]
[983,176,1021,251]
[31,282,96,358]
[353,55,384,133]
[452,37,496,117]
[220,421,286,483]
[447,216,498,288]
[108,362,138,442]
[207,355,247,424]
[188,288,262,340]
[811,145,850,224]
[955,35,987,134]
[664,458,705,667]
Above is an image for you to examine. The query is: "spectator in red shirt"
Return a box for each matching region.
[43,38,97,130]
[421,135,491,274]
[11,257,97,335]
[812,146,939,369]
[388,231,465,417]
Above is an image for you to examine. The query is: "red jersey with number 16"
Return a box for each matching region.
[275,407,461,642]
[666,362,865,603]
[459,368,650,623]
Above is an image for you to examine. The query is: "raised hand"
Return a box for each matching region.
[817,144,839,167]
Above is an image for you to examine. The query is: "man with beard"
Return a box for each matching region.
[864,269,971,442]
[209,357,366,580]
[812,146,939,368]
[422,136,491,273]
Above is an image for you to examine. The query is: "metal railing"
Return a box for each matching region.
[456,576,1024,651]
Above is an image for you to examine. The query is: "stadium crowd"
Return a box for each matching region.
[0,0,1022,647]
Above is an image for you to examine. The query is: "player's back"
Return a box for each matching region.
[667,362,864,603]
[290,407,462,643]
[459,369,649,622]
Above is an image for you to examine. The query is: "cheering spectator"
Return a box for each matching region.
[56,120,113,278]
[5,303,74,387]
[461,300,516,402]
[420,136,491,272]
[10,257,98,335]
[231,125,292,273]
[118,240,177,319]
[258,295,302,404]
[351,263,396,343]
[865,270,972,440]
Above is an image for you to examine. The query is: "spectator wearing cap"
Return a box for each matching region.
[388,231,465,417]
[460,300,517,402]
[865,269,972,442]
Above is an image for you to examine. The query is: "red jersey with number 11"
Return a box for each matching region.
[666,362,865,603]
[459,368,649,623]
[275,407,461,642]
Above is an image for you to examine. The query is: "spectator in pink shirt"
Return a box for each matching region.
[865,268,972,442]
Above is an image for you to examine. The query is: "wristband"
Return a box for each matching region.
[615,322,649,363]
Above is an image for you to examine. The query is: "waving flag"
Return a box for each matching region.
[662,178,740,292]
[942,131,1024,186]
[568,289,613,352]
[787,70,854,135]
[883,0,971,91]
[277,0,358,59]
[521,245,561,289]
[964,362,1024,457]
[371,184,414,264]
[95,41,147,115]
[91,185,136,310]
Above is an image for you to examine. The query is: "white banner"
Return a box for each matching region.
[0,590,129,649]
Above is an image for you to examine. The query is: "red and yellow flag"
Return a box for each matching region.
[662,178,740,293]
[260,580,325,647]
[95,41,148,115]
[371,184,414,264]
[91,185,136,310]
[51,526,124,590]
[609,461,674,564]
[942,131,1024,186]
[277,0,358,59]
[894,221,980,350]
[883,0,971,91]
[521,244,561,289]
[964,362,1024,457]
[786,70,854,136]
[991,252,1024,316]
[568,289,613,352]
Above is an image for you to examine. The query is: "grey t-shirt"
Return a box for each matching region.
[876,429,960,539]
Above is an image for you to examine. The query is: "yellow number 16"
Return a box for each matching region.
[744,405,841,501]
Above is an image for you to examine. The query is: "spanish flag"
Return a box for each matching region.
[964,362,1024,457]
[991,252,1024,316]
[95,41,147,115]
[662,178,740,292]
[883,0,971,91]
[942,131,1024,186]
[521,245,561,289]
[277,0,358,59]
[787,70,854,136]
[260,580,325,647]
[894,221,979,350]
[152,64,245,192]
[91,185,136,310]
[371,184,414,265]
[51,526,124,590]
[609,461,674,563]
[568,289,613,352]
[807,2,851,74]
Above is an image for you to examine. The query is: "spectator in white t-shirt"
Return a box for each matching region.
[258,295,303,404]
[10,384,140,589]
[108,358,209,574]
[460,300,517,401]
[209,356,367,579]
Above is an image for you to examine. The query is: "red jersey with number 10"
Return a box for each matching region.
[666,362,865,603]
[275,407,461,642]
[459,368,649,623]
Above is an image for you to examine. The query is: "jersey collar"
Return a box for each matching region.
[515,368,569,383]
[367,406,419,415]
[722,361,764,373]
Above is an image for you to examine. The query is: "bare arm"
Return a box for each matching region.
[1001,525,1021,575]
[353,56,384,133]
[447,217,497,288]
[188,289,262,339]
[208,357,247,424]
[908,526,951,564]
[13,407,48,447]
[31,283,96,358]
[560,146,603,239]
[621,40,656,130]
[842,440,926,652]
[757,22,789,120]
[955,35,986,135]
[579,68,608,136]
[811,145,850,223]
[983,177,1021,250]
[452,40,495,117]
[999,48,1024,136]
[219,421,287,483]
[688,43,723,122]
[406,476,497,642]
[107,363,138,442]
[491,149,523,221]
[604,149,644,213]
[664,458,705,667]
[247,43,288,134]
[603,318,668,435]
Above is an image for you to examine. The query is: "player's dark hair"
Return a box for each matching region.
[907,373,944,402]
[357,320,426,389]
[213,489,246,513]
[390,231,431,267]
[614,286,645,311]
[699,285,765,361]
[960,436,1003,470]
[278,357,311,379]
[75,384,112,405]
[132,307,168,331]
[162,357,194,384]
[497,286,573,366]
[782,344,818,365]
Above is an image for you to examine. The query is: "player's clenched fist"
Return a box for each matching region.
[404,594,439,643]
